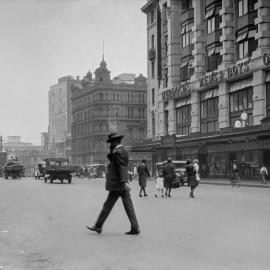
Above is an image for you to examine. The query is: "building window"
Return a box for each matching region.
[150,9,154,24]
[266,83,270,116]
[151,111,155,137]
[236,30,257,59]
[151,61,155,78]
[162,2,168,23]
[176,105,191,136]
[182,0,193,10]
[182,22,193,48]
[164,110,169,135]
[164,68,168,88]
[200,91,219,134]
[207,46,222,72]
[128,107,134,118]
[152,88,155,104]
[238,0,248,17]
[151,34,155,49]
[206,7,222,34]
[164,35,168,57]
[180,57,194,81]
[229,87,253,127]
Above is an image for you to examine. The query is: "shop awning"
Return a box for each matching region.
[205,8,215,19]
[201,88,218,100]
[181,58,189,67]
[236,31,248,42]
[176,97,191,108]
[207,47,216,56]
[230,77,253,93]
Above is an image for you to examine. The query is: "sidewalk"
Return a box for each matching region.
[146,177,270,188]
[200,178,270,188]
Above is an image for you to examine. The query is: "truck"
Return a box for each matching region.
[3,158,24,179]
[0,152,7,177]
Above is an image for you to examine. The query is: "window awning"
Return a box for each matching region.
[181,58,189,67]
[229,77,253,93]
[248,30,256,39]
[215,46,222,53]
[176,97,191,108]
[207,47,215,56]
[236,31,248,42]
[200,88,218,101]
[205,8,215,19]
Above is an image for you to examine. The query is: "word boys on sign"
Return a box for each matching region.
[199,59,250,87]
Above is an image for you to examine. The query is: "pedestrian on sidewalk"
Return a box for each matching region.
[186,159,198,198]
[193,159,200,183]
[86,133,140,235]
[137,159,150,197]
[260,165,268,184]
[155,169,164,197]
[230,160,240,188]
[162,158,176,197]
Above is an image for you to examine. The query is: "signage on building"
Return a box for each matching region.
[263,52,270,66]
[199,59,250,88]
[162,82,190,101]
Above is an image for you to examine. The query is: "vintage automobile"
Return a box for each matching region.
[86,164,106,179]
[155,160,187,186]
[3,158,24,179]
[44,158,77,184]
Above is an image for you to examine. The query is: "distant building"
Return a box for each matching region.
[48,75,81,159]
[71,57,149,169]
[41,132,49,151]
[112,73,136,84]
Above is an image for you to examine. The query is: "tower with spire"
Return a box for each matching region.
[94,55,111,84]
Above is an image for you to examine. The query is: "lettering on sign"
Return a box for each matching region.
[162,82,190,101]
[199,59,250,87]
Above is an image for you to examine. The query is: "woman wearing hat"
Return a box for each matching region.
[186,159,199,198]
[137,159,150,197]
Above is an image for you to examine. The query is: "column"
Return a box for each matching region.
[168,99,176,134]
[191,90,200,133]
[254,0,270,57]
[191,0,205,79]
[218,82,230,129]
[158,100,165,137]
[219,0,235,69]
[253,69,266,125]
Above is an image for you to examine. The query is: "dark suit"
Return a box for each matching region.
[95,145,139,230]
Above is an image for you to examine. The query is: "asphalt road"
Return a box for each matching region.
[0,177,269,270]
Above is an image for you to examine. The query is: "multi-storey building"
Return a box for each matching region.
[48,75,81,158]
[140,0,270,179]
[71,58,149,169]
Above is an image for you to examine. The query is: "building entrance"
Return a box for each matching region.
[198,146,208,178]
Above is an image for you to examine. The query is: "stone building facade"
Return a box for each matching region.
[71,58,149,169]
[48,75,81,159]
[139,0,270,179]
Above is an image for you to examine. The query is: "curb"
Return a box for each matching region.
[200,181,270,188]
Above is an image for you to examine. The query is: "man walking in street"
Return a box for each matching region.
[137,159,150,197]
[87,133,140,235]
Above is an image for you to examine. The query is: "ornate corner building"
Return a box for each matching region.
[138,0,270,179]
[71,58,148,168]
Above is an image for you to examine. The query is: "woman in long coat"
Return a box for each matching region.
[186,159,198,198]
[162,158,176,197]
[137,159,150,197]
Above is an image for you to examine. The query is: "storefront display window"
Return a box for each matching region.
[229,87,253,128]
[176,104,191,136]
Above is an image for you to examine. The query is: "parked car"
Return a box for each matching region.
[85,164,106,179]
[155,160,187,186]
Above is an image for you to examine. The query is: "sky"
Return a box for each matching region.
[0,0,147,144]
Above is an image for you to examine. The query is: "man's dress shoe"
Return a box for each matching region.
[125,229,140,235]
[86,225,102,234]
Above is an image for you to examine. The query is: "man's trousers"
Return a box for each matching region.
[95,190,139,230]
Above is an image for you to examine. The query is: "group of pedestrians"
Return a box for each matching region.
[137,157,200,199]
